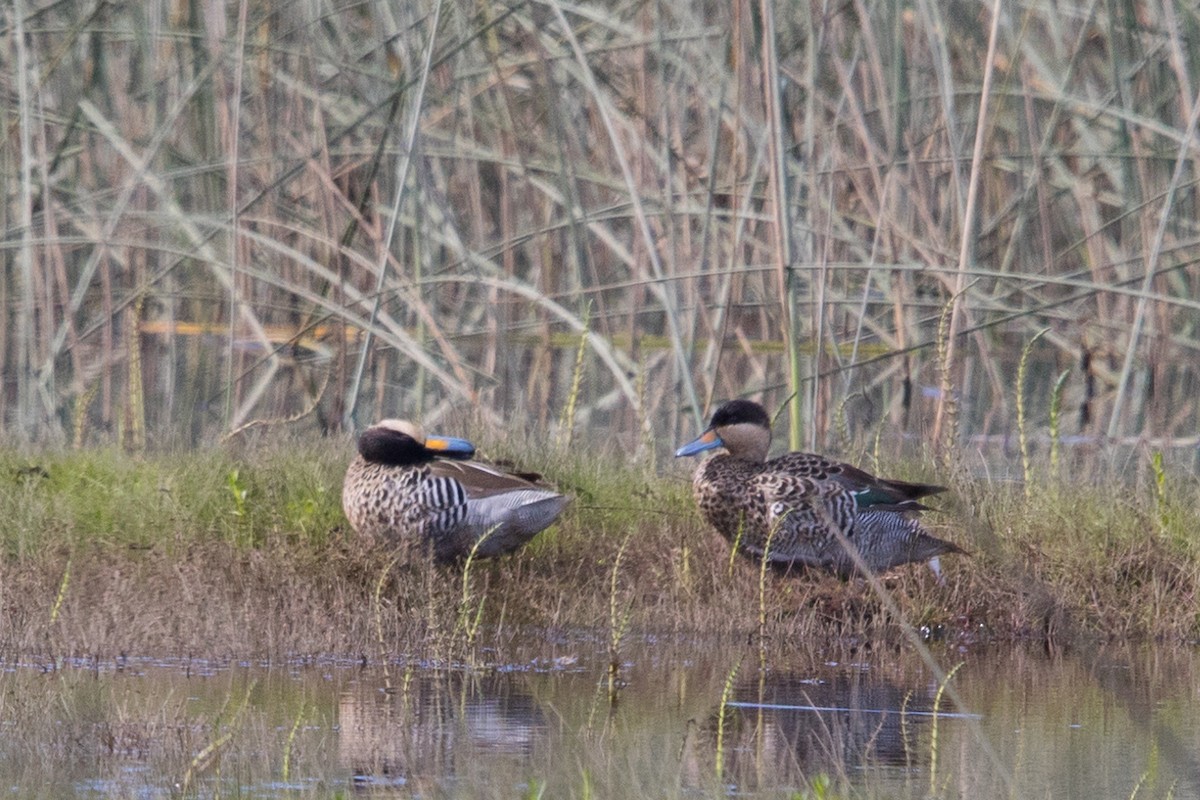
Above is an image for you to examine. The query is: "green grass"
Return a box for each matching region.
[1,431,1199,663]
[0,444,344,556]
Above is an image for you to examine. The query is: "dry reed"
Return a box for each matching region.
[0,0,1197,470]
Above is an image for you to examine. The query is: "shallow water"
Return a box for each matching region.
[2,638,1198,799]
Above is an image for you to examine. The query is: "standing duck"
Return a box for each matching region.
[343,419,570,562]
[675,400,962,578]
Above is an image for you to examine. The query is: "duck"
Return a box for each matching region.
[675,399,963,578]
[342,419,570,562]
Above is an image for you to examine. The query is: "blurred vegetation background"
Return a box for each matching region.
[3,0,1199,463]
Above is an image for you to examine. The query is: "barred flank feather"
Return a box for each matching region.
[834,512,965,579]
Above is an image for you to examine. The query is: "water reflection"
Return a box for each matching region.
[2,643,1199,798]
[338,671,546,787]
[733,673,930,767]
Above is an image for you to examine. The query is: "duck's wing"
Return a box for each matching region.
[864,473,947,505]
[429,459,561,501]
[769,453,945,510]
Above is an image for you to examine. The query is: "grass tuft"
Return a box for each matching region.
[2,429,1200,661]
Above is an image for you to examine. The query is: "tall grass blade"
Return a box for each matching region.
[931,0,1005,447]
[758,0,802,450]
[558,302,591,450]
[49,557,71,624]
[345,0,445,429]
[1107,83,1200,439]
[178,679,256,794]
[1152,451,1169,538]
[607,533,633,706]
[545,0,701,430]
[280,703,306,782]
[1017,328,1049,496]
[373,551,405,665]
[928,661,965,797]
[123,296,146,452]
[714,657,741,781]
[1048,367,1071,474]
[13,0,40,437]
[458,526,497,657]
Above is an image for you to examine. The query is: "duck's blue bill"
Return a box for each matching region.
[423,435,477,457]
[675,429,723,458]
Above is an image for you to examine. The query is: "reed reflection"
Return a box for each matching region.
[704,669,953,789]
[337,671,546,788]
